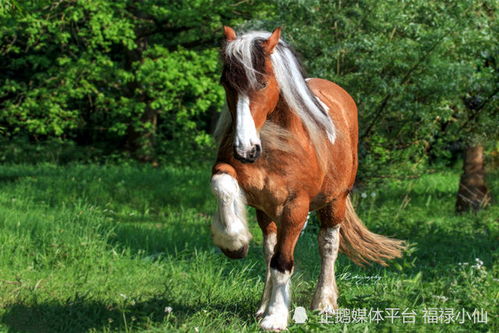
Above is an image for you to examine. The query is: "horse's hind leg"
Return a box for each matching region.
[312,199,345,312]
[211,165,252,259]
[255,210,277,318]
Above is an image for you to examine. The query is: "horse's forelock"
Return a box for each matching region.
[222,35,268,93]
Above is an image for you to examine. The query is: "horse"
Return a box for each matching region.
[210,26,405,331]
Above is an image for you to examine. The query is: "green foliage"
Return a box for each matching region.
[0,163,497,331]
[0,0,271,160]
[0,0,496,170]
[271,0,497,176]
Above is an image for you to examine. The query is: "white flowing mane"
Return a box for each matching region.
[216,30,336,147]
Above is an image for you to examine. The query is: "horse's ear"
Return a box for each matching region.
[223,26,237,42]
[263,27,281,54]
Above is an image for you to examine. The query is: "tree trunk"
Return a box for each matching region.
[126,106,158,163]
[456,144,491,213]
[123,32,158,164]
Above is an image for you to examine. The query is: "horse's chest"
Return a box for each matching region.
[237,168,289,216]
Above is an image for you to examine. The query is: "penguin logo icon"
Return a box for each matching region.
[292,306,308,324]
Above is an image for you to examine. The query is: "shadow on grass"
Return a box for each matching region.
[0,175,23,184]
[0,164,214,213]
[406,225,496,271]
[106,216,268,279]
[1,295,255,333]
[106,218,214,259]
[1,223,262,333]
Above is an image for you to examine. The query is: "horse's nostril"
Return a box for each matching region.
[249,147,256,158]
[233,144,261,163]
[253,144,261,159]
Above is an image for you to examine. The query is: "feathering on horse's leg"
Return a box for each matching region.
[256,210,278,318]
[210,166,252,259]
[260,199,309,331]
[312,200,345,313]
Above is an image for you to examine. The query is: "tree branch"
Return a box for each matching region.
[360,32,451,140]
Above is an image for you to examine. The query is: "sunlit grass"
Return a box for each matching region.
[0,163,497,332]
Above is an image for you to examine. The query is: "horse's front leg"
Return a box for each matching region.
[256,210,277,318]
[210,165,252,258]
[259,199,309,331]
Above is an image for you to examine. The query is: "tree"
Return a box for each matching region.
[456,145,492,212]
[0,0,272,161]
[271,0,497,182]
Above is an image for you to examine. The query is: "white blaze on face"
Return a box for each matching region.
[234,94,261,157]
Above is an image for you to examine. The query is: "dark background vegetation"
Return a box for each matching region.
[1,0,497,209]
[0,2,496,158]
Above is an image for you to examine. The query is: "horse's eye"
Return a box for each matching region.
[258,82,268,90]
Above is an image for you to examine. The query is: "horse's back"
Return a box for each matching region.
[306,78,358,144]
[307,78,359,194]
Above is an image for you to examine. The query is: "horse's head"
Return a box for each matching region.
[221,26,282,163]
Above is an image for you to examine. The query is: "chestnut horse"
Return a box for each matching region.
[210,27,405,331]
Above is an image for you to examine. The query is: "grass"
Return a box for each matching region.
[0,162,497,332]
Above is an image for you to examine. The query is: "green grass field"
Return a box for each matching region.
[0,163,497,332]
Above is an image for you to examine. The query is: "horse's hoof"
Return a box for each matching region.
[255,307,266,319]
[260,314,288,331]
[220,244,248,259]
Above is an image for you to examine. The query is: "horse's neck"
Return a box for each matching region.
[262,96,322,168]
[269,97,306,133]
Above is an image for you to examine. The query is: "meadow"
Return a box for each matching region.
[0,163,497,332]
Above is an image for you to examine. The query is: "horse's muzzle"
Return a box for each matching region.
[233,144,261,163]
[221,244,249,259]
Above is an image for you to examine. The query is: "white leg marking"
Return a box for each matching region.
[211,173,252,251]
[234,94,261,157]
[256,233,277,317]
[260,268,291,331]
[312,225,340,312]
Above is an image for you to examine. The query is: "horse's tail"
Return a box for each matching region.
[339,195,406,266]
